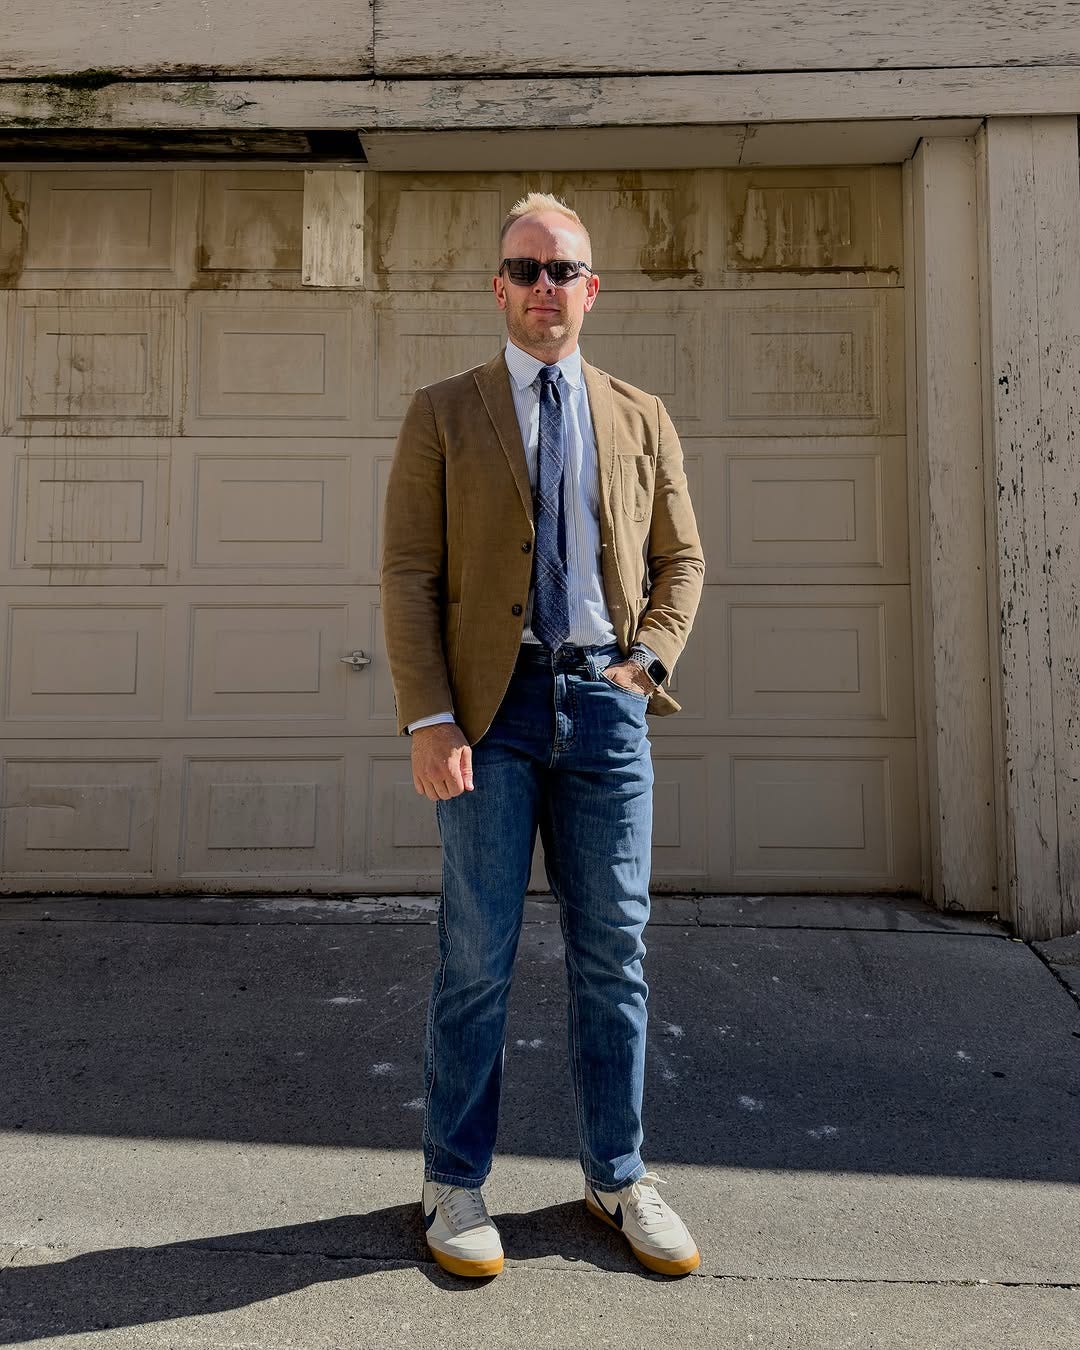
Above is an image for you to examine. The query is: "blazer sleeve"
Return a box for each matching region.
[634,397,706,675]
[380,387,455,734]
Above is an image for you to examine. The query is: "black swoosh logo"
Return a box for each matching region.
[593,1191,623,1229]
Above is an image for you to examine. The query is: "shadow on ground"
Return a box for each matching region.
[2,913,1077,1182]
[0,1200,663,1344]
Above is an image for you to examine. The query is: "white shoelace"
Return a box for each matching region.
[437,1184,492,1233]
[625,1172,672,1233]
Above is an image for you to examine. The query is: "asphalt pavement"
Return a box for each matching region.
[1,892,1078,1349]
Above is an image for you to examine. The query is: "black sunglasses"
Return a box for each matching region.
[500,257,594,286]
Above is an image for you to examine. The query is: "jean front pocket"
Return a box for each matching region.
[600,668,652,703]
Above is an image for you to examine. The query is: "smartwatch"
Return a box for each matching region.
[626,646,667,686]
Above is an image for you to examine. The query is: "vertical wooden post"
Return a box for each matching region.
[978,116,1080,939]
[906,136,997,912]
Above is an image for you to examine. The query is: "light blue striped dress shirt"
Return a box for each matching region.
[507,340,616,651]
[408,340,641,733]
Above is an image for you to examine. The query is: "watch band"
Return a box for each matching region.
[627,646,667,685]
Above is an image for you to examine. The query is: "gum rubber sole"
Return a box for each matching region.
[428,1245,505,1278]
[586,1195,701,1277]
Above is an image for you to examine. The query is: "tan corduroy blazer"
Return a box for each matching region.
[381,351,705,744]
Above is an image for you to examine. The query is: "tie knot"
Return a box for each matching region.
[538,365,560,385]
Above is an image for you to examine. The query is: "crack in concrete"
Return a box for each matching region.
[689,1271,1080,1291]
[0,904,1014,938]
[1027,942,1080,1013]
[122,1244,1080,1291]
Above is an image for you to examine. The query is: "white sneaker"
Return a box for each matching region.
[586,1171,701,1276]
[422,1180,504,1277]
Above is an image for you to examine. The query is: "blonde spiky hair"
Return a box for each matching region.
[499,192,592,262]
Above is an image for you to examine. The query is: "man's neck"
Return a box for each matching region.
[507,337,579,365]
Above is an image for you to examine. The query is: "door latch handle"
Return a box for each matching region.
[340,650,372,669]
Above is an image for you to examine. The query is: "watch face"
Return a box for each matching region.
[630,650,665,683]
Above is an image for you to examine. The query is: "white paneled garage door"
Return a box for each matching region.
[0,165,921,893]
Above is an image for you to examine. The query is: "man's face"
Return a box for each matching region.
[492,212,600,360]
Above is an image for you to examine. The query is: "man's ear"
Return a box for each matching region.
[492,274,508,310]
[583,273,600,312]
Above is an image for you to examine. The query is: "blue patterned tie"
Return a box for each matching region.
[532,364,570,649]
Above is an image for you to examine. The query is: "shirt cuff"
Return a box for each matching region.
[407,711,456,734]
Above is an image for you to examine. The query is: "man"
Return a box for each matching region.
[381,192,705,1279]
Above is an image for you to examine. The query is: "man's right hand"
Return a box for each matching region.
[411,723,474,801]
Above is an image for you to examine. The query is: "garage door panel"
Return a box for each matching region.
[188,443,354,575]
[183,292,372,436]
[376,292,709,432]
[683,436,909,584]
[581,294,707,429]
[0,588,387,739]
[5,444,171,582]
[551,171,708,288]
[722,166,903,279]
[4,292,179,436]
[365,749,443,882]
[14,171,197,290]
[723,586,915,736]
[197,170,305,287]
[0,175,24,285]
[183,590,385,734]
[180,753,346,878]
[648,751,710,883]
[187,602,350,722]
[370,172,534,291]
[715,290,903,436]
[653,586,914,738]
[167,438,390,585]
[727,741,920,888]
[372,295,508,428]
[1,755,161,879]
[194,453,351,571]
[4,601,166,724]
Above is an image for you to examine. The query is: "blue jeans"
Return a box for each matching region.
[423,641,654,1192]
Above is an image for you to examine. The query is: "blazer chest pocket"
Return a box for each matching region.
[619,454,654,522]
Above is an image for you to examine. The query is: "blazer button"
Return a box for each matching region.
[511,603,523,616]
[521,540,532,553]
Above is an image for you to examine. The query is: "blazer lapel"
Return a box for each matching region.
[582,359,616,508]
[474,353,533,521]
[582,358,632,625]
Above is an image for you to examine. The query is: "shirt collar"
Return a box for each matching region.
[504,339,583,391]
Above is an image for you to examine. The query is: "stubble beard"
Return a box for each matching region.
[506,306,577,359]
